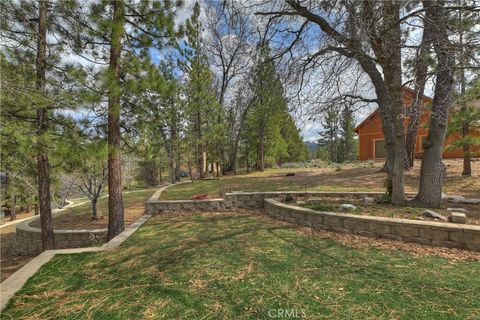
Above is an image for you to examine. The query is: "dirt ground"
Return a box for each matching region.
[1,210,35,225]
[29,204,145,230]
[0,224,34,282]
[269,159,480,198]
[299,196,480,225]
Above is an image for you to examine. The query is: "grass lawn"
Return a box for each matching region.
[3,212,480,319]
[161,160,480,200]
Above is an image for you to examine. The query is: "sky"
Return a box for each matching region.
[57,0,438,144]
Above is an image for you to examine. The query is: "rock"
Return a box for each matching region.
[284,195,297,203]
[363,196,376,204]
[447,207,469,213]
[339,204,357,212]
[367,160,375,166]
[296,200,306,206]
[422,210,447,221]
[449,212,467,224]
[306,198,323,205]
[443,195,466,203]
[461,199,480,205]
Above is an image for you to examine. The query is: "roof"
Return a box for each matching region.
[354,87,432,133]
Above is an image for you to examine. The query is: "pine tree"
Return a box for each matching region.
[318,108,341,163]
[64,0,180,239]
[0,1,84,248]
[182,2,223,179]
[450,1,480,175]
[245,44,286,171]
[447,79,480,167]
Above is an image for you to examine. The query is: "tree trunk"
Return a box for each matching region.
[405,19,432,169]
[36,0,54,250]
[199,144,207,179]
[257,127,265,171]
[162,128,176,184]
[414,0,454,208]
[107,0,125,240]
[459,21,471,176]
[91,198,98,220]
[246,140,249,174]
[462,124,471,176]
[379,1,405,205]
[159,164,163,183]
[9,195,17,221]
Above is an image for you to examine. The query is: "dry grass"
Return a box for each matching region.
[3,211,480,319]
[162,159,480,200]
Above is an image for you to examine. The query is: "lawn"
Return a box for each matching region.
[161,159,480,200]
[0,189,157,282]
[3,212,480,319]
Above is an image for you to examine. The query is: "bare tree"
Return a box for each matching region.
[256,0,407,204]
[204,1,255,174]
[77,161,108,220]
[414,0,455,208]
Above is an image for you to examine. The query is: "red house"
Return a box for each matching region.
[354,87,480,160]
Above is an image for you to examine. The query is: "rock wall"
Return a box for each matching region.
[146,190,387,214]
[14,218,107,256]
[264,198,480,251]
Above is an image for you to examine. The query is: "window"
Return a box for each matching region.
[374,139,386,159]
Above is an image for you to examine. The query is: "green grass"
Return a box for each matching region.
[4,212,480,319]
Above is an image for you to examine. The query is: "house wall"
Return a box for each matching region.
[356,89,479,160]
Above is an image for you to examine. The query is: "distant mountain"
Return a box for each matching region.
[304,141,318,155]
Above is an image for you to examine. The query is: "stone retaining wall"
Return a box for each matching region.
[264,198,480,251]
[14,218,107,256]
[225,191,387,209]
[146,190,389,214]
[146,199,229,214]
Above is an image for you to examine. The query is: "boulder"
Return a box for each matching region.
[443,195,466,203]
[461,199,480,205]
[422,210,447,221]
[339,204,357,212]
[449,212,467,224]
[363,196,376,204]
[446,208,469,213]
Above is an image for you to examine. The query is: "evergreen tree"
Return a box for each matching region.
[450,1,480,175]
[317,108,341,163]
[65,0,180,239]
[183,2,223,179]
[244,44,286,171]
[447,79,480,167]
[0,1,83,248]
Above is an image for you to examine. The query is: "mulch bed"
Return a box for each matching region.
[298,196,480,225]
